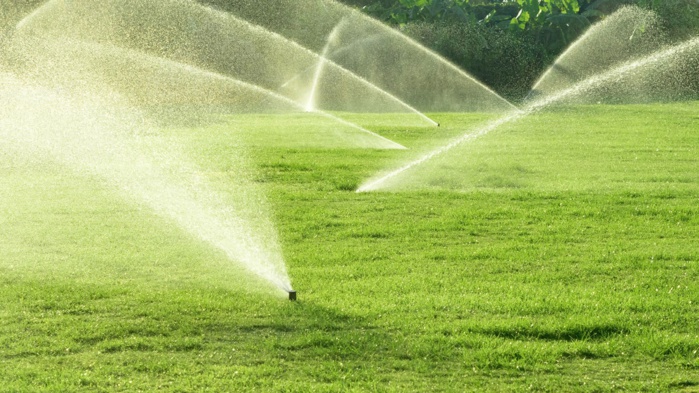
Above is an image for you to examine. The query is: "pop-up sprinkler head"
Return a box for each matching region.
[288,290,297,301]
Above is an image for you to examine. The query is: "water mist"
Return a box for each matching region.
[358,28,699,192]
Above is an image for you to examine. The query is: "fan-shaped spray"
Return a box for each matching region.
[15,0,438,126]
[358,8,699,193]
[197,0,517,112]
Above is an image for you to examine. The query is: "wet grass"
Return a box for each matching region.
[1,103,698,391]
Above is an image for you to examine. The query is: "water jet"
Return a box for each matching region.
[197,0,517,112]
[0,70,296,293]
[16,0,437,127]
[358,29,699,192]
[530,6,664,100]
[7,27,406,150]
[302,18,439,126]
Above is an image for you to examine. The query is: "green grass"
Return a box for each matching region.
[1,103,698,392]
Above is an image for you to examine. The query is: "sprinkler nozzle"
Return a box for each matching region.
[288,290,297,301]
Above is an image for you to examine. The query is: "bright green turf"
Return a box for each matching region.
[1,103,698,392]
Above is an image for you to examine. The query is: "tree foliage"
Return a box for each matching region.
[350,0,697,39]
[340,0,698,99]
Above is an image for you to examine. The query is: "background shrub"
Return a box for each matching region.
[344,0,699,100]
[400,21,549,100]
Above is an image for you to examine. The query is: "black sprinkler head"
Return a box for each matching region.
[288,290,297,301]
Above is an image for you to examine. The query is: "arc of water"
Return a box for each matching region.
[272,0,518,112]
[358,36,699,192]
[304,19,439,127]
[14,0,437,128]
[282,52,440,126]
[101,40,409,150]
[150,53,408,150]
[305,18,346,112]
[0,71,293,293]
[14,0,58,31]
[304,44,328,112]
[336,5,519,112]
[201,4,439,126]
[280,33,395,92]
[529,20,601,94]
[526,36,699,111]
[529,6,662,99]
[356,112,523,192]
[13,32,408,150]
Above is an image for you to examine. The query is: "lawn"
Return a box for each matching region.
[1,103,698,392]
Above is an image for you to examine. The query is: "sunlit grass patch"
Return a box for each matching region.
[1,103,698,391]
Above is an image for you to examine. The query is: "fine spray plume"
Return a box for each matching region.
[4,0,303,296]
[2,0,528,299]
[356,6,699,193]
[186,0,517,113]
[10,1,684,299]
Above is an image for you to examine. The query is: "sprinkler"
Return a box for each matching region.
[288,290,297,301]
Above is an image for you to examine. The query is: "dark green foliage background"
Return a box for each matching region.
[339,0,699,101]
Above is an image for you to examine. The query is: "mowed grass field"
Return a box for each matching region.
[1,103,698,391]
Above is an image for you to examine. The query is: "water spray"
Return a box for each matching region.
[357,34,699,192]
[305,19,346,112]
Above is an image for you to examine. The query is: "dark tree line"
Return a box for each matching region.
[339,0,699,100]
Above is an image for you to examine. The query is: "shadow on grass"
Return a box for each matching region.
[0,278,396,365]
[472,322,629,342]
